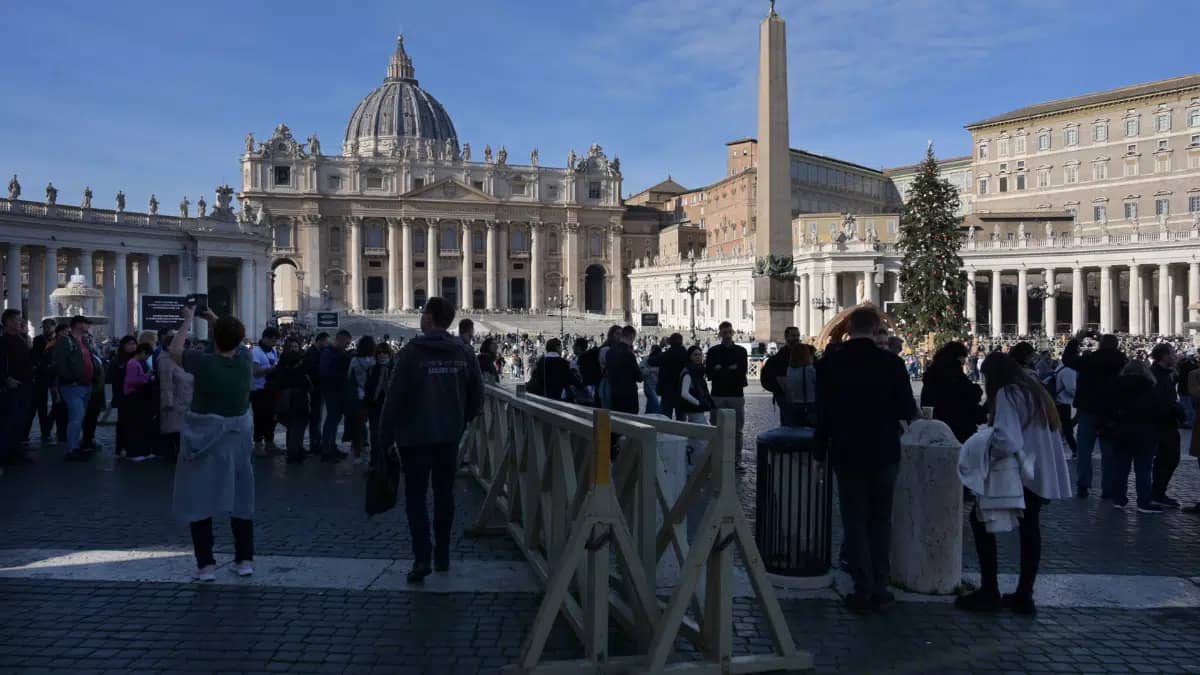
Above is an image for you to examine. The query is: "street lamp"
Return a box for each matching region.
[809,296,836,310]
[548,276,574,341]
[675,248,712,342]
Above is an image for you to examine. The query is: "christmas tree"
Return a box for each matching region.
[895,143,967,348]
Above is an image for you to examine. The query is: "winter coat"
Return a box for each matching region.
[1061,339,1126,416]
[989,383,1072,500]
[158,355,195,434]
[656,345,688,400]
[378,329,483,452]
[602,342,642,414]
[920,363,985,443]
[274,356,312,423]
[1110,374,1171,448]
[527,353,577,401]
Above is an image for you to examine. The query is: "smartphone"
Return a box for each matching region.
[186,293,209,314]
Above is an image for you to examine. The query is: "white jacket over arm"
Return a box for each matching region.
[993,385,1073,500]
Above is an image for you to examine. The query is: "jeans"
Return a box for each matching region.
[1112,441,1156,508]
[307,389,323,450]
[1152,427,1181,499]
[59,384,91,453]
[320,389,345,455]
[402,444,458,565]
[1180,396,1194,428]
[970,487,1042,597]
[189,517,254,568]
[1055,403,1077,453]
[836,462,899,597]
[1,383,33,461]
[1074,410,1114,493]
[710,395,746,456]
[250,389,276,445]
[643,385,661,415]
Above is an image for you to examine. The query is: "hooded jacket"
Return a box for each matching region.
[378,329,483,452]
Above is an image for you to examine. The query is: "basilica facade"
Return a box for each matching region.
[242,36,644,320]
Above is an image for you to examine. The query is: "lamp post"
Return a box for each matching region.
[675,248,711,342]
[548,276,574,341]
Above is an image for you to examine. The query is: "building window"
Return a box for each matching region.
[978,143,989,160]
[1016,174,1026,191]
[1037,168,1050,188]
[512,228,527,251]
[365,170,384,189]
[1094,123,1108,142]
[412,177,425,189]
[1015,135,1027,154]
[273,223,291,248]
[998,138,1010,156]
[1191,153,1200,170]
[998,176,1008,193]
[1065,165,1079,184]
[471,180,485,191]
[1093,205,1106,221]
[441,226,457,251]
[999,162,1008,173]
[1190,109,1200,128]
[888,219,898,234]
[365,221,384,248]
[1159,139,1170,150]
[273,166,291,186]
[329,226,342,252]
[1126,143,1138,154]
[741,299,748,319]
[725,298,730,317]
[327,175,342,190]
[1065,128,1079,146]
[414,229,425,252]
[1156,155,1171,173]
[1092,161,1108,180]
[510,179,526,196]
[1124,202,1138,220]
[472,231,484,252]
[978,177,989,194]
[1125,118,1139,137]
[588,182,602,199]
[1016,160,1025,171]
[1037,133,1050,151]
[1124,158,1139,177]
[1190,196,1200,213]
[1156,113,1171,132]
[1156,198,1170,216]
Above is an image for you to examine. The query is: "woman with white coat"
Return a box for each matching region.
[956,352,1072,615]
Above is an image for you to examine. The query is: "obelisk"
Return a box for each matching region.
[752,1,796,343]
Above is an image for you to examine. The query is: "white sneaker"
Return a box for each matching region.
[233,561,254,577]
[192,565,217,582]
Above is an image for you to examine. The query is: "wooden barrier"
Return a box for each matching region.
[462,384,811,674]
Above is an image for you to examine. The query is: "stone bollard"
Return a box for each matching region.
[890,418,963,594]
[645,414,687,587]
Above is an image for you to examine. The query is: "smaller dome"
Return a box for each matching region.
[343,35,458,156]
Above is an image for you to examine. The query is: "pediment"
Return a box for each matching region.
[403,178,497,204]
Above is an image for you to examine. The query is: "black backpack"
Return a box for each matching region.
[578,347,602,387]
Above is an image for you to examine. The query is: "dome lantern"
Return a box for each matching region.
[386,34,416,82]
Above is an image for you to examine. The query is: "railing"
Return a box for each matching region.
[461,385,808,673]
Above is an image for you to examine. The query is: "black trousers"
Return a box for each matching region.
[24,379,52,441]
[1152,426,1181,498]
[80,389,103,449]
[189,517,254,568]
[402,444,457,565]
[1055,403,1077,452]
[307,389,323,450]
[836,463,899,597]
[250,390,276,445]
[970,487,1043,598]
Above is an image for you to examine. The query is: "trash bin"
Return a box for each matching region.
[755,426,832,585]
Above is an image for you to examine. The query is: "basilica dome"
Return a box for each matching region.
[342,35,458,156]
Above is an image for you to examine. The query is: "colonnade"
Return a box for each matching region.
[792,268,902,337]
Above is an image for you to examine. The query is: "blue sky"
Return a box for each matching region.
[2,0,1197,211]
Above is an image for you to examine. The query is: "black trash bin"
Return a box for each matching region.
[755,426,832,578]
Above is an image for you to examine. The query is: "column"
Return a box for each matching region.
[610,225,624,316]
[1190,262,1200,324]
[1173,268,1185,334]
[113,252,128,337]
[1016,268,1029,336]
[1044,270,1057,336]
[44,246,59,319]
[808,272,821,334]
[991,269,1002,337]
[401,219,414,310]
[79,250,94,287]
[497,222,509,308]
[824,272,837,328]
[564,223,579,308]
[426,221,438,303]
[862,270,877,306]
[485,222,497,310]
[239,259,254,326]
[258,257,271,332]
[174,255,187,295]
[799,273,810,336]
[530,223,542,311]
[965,271,977,334]
[303,216,323,313]
[1099,265,1112,334]
[194,255,208,340]
[387,218,401,312]
[348,217,362,311]
[1142,268,1153,335]
[1129,265,1142,336]
[4,244,21,311]
[145,254,160,295]
[1071,267,1084,333]
[461,221,473,310]
[1158,263,1171,334]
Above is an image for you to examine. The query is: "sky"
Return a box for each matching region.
[2,0,1198,212]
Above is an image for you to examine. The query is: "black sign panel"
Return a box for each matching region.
[141,294,188,332]
[316,312,340,329]
[640,312,660,327]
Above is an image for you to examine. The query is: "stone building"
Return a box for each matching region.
[884,155,975,217]
[241,35,645,319]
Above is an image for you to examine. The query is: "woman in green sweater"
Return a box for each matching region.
[169,304,255,582]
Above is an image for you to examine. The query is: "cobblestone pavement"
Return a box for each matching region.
[4,396,1200,673]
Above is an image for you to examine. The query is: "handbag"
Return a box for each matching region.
[365,445,401,517]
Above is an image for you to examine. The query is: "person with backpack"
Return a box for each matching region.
[275,338,311,464]
[577,337,604,405]
[657,333,688,420]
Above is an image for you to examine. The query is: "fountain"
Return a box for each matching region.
[49,268,110,334]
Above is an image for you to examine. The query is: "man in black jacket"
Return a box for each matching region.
[815,308,916,613]
[24,318,58,445]
[1149,344,1184,507]
[302,332,328,454]
[379,296,483,584]
[526,338,578,401]
[602,326,642,414]
[1062,331,1127,498]
[656,333,688,420]
[706,321,748,461]
[759,326,800,410]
